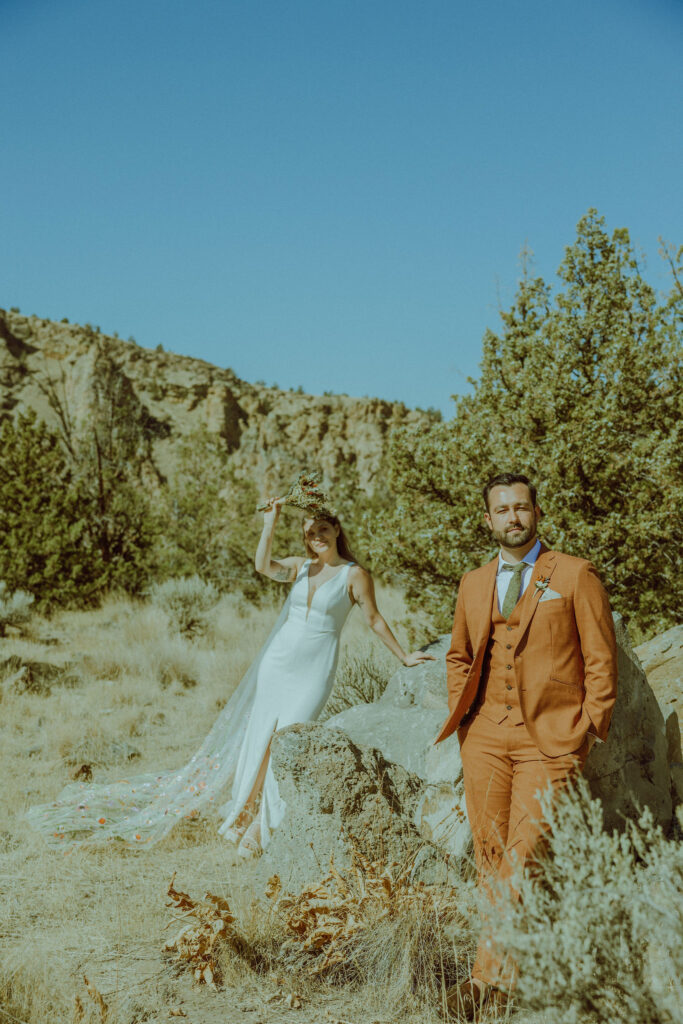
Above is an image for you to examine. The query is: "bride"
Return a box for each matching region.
[27,498,432,855]
[222,498,433,856]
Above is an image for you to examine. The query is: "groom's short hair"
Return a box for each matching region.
[483,473,537,511]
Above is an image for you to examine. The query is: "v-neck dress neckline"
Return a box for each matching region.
[305,561,354,619]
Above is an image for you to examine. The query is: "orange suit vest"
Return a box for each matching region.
[476,581,530,726]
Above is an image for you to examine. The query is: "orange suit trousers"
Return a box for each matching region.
[458,713,589,987]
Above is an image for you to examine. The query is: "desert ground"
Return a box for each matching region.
[1,587,680,1024]
[2,587,481,1024]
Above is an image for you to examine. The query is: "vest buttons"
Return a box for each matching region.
[506,664,512,670]
[506,625,513,631]
[506,704,512,710]
[506,643,512,649]
[506,684,513,690]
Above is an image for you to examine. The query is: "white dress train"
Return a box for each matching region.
[26,560,355,849]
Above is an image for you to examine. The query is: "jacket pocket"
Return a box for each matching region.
[537,596,568,609]
[550,676,583,690]
[548,612,581,686]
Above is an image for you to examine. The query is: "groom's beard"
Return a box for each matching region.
[490,519,537,548]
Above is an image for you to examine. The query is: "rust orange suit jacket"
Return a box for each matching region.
[435,545,618,757]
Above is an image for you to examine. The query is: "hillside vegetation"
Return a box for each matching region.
[1,209,680,642]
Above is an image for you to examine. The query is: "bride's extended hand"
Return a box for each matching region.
[403,650,437,667]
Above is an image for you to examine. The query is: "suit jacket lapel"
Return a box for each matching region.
[473,556,499,651]
[514,546,558,643]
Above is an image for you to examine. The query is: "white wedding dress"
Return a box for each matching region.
[26,560,355,849]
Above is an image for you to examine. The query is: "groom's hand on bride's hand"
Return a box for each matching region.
[403,651,437,667]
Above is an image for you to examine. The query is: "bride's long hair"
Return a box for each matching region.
[302,512,361,565]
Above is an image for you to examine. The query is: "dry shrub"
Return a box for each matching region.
[0,580,35,636]
[148,576,219,636]
[321,646,393,719]
[0,654,78,696]
[168,848,476,1014]
[156,639,202,689]
[163,873,236,989]
[266,848,472,997]
[118,601,168,648]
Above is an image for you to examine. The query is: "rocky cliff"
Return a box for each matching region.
[0,308,432,494]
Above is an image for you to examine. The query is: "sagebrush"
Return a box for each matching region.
[149,575,219,635]
[0,580,35,635]
[492,778,683,1024]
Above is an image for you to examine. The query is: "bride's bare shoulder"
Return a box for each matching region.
[348,564,372,586]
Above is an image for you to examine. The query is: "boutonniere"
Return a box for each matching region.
[535,576,551,593]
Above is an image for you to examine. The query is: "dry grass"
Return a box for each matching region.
[1,591,278,1024]
[1,583,497,1024]
[263,848,474,991]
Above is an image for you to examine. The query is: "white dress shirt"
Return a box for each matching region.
[495,538,542,613]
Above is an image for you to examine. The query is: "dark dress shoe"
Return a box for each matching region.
[443,978,509,1020]
[443,978,488,1020]
[486,986,510,1017]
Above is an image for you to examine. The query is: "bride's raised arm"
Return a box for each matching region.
[254,497,306,583]
[349,566,435,667]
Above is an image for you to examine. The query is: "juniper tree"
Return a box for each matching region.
[0,340,161,607]
[0,412,106,607]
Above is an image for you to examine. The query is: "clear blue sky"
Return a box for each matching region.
[1,0,681,415]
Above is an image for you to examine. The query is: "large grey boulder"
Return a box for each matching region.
[328,614,673,844]
[254,723,455,891]
[586,616,672,831]
[634,623,683,810]
[326,637,472,864]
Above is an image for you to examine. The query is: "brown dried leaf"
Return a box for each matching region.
[205,891,233,919]
[265,874,282,900]
[167,872,196,912]
[266,840,466,977]
[163,877,237,989]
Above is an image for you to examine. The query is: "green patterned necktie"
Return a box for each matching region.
[500,561,526,619]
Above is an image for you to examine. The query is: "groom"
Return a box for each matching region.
[436,473,617,1018]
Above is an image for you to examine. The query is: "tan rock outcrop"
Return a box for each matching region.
[0,309,431,495]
